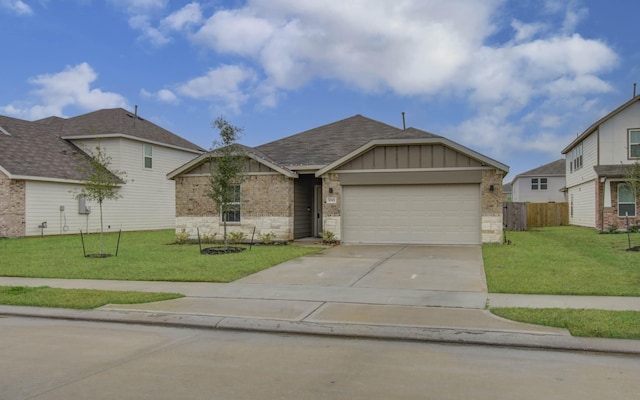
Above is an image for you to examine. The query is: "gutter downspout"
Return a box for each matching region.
[601,177,606,232]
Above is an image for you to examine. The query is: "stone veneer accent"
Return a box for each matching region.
[321,173,342,240]
[0,172,25,238]
[174,173,294,240]
[481,169,505,243]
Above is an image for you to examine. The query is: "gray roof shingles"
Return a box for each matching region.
[255,114,439,167]
[515,159,565,178]
[1,108,203,181]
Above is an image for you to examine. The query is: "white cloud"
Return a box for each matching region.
[161,2,202,31]
[2,63,128,119]
[0,0,32,15]
[141,88,179,104]
[177,65,257,113]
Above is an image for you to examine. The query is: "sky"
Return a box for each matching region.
[2,0,640,180]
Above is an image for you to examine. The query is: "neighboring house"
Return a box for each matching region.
[502,182,512,202]
[168,115,509,245]
[561,95,640,231]
[0,108,204,238]
[510,159,566,203]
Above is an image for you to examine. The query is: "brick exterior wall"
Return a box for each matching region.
[481,169,506,243]
[597,181,639,231]
[0,172,26,238]
[175,174,295,240]
[322,173,341,239]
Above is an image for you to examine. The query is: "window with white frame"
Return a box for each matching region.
[618,183,636,217]
[569,143,583,172]
[630,129,640,159]
[531,178,547,190]
[222,184,241,223]
[143,144,152,169]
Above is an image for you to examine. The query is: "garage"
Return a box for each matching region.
[342,184,481,245]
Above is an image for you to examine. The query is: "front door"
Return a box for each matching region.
[313,185,323,237]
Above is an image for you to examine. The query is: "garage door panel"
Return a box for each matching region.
[342,184,480,245]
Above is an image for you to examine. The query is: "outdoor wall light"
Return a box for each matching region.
[489,185,495,192]
[329,187,333,193]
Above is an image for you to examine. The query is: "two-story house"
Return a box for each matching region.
[0,108,204,238]
[561,95,640,231]
[510,159,566,203]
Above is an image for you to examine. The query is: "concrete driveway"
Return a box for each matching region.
[237,244,487,293]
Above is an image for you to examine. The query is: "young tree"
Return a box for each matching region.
[75,146,126,255]
[208,116,246,249]
[624,161,640,204]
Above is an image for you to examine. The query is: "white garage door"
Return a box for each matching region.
[342,184,481,245]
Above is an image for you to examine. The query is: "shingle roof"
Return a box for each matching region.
[1,108,204,181]
[515,159,565,178]
[44,108,204,152]
[0,115,93,180]
[255,114,439,167]
[593,164,632,178]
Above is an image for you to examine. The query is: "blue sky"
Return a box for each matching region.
[2,0,639,179]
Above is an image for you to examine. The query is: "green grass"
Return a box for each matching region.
[483,226,640,296]
[484,226,640,339]
[0,230,323,282]
[0,286,183,309]
[492,308,640,340]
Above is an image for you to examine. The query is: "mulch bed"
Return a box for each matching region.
[85,254,113,258]
[626,246,640,252]
[200,246,246,255]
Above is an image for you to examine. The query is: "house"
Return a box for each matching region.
[168,115,509,245]
[502,182,512,202]
[0,108,204,238]
[561,95,640,231]
[510,159,566,203]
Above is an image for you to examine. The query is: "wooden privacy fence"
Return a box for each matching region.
[503,202,569,231]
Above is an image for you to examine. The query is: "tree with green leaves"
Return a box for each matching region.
[208,116,246,249]
[74,146,126,255]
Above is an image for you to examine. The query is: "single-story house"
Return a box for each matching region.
[0,108,204,237]
[510,159,566,203]
[168,115,509,245]
[561,94,640,231]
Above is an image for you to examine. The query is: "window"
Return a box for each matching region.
[222,185,241,223]
[143,144,152,169]
[618,183,636,217]
[531,178,547,191]
[630,130,640,159]
[569,143,583,172]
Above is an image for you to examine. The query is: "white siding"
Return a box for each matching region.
[24,137,200,236]
[512,176,565,202]
[598,101,640,164]
[566,132,598,189]
[568,181,596,228]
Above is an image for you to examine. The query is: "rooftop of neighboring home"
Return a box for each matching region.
[512,159,565,181]
[0,108,204,181]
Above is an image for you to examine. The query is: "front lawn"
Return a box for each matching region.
[484,226,640,339]
[0,230,323,282]
[483,226,640,296]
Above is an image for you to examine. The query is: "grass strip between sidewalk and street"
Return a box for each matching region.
[0,286,183,309]
[491,308,640,340]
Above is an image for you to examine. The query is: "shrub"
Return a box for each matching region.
[174,229,190,244]
[228,231,246,244]
[259,231,277,244]
[607,225,619,234]
[201,232,218,244]
[321,230,335,244]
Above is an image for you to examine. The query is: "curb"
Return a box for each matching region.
[2,306,639,356]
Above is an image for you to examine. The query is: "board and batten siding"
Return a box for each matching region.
[23,137,200,236]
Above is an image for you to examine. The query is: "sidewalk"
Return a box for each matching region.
[0,276,639,355]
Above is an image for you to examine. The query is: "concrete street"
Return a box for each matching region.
[2,316,639,400]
